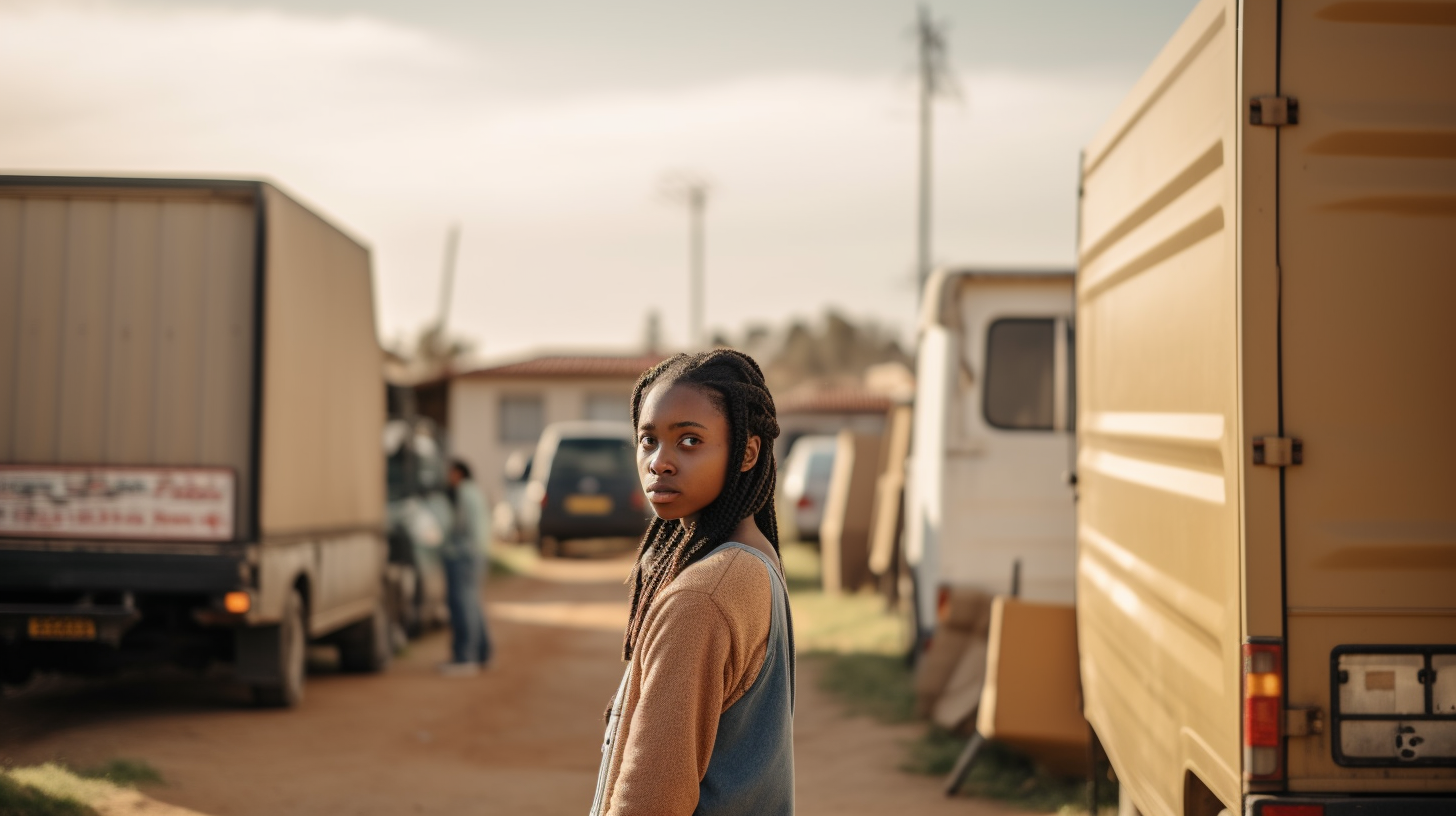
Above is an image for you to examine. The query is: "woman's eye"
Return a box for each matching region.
[639,436,656,448]
[681,436,702,447]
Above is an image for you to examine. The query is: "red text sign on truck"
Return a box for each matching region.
[0,466,234,541]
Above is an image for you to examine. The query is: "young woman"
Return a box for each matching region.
[591,349,794,816]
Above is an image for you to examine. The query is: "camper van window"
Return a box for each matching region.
[984,318,1055,431]
[500,394,546,443]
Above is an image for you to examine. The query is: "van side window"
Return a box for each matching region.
[500,395,546,443]
[984,318,1055,431]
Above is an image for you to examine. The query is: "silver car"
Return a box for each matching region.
[779,435,838,543]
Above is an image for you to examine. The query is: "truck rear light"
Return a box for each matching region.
[1244,641,1284,780]
[1259,806,1322,816]
[223,591,251,614]
[796,495,813,510]
[541,493,549,508]
[936,585,951,623]
[630,490,644,511]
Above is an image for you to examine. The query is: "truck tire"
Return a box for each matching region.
[252,588,306,707]
[540,536,561,559]
[338,596,392,673]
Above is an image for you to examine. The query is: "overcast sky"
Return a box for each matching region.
[1,0,1196,360]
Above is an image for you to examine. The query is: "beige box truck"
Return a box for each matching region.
[1075,1,1455,813]
[0,176,390,705]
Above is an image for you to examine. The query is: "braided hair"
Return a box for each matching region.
[621,348,781,660]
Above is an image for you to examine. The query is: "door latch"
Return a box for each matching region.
[1250,96,1299,126]
[1287,706,1324,737]
[1253,436,1303,466]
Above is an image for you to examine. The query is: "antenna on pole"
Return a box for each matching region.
[914,5,959,301]
[660,172,711,349]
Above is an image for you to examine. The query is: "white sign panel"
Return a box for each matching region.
[0,466,235,541]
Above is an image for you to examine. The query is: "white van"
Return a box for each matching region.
[904,269,1077,639]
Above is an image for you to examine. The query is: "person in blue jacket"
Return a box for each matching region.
[440,458,492,676]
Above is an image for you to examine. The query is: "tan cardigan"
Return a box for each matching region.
[601,545,775,815]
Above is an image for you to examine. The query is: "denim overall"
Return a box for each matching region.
[590,542,796,816]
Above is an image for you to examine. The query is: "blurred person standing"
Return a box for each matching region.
[441,459,492,676]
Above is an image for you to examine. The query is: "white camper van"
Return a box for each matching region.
[905,269,1077,639]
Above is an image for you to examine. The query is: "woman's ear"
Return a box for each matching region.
[740,435,761,473]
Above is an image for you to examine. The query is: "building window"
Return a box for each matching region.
[983,318,1055,431]
[499,394,545,443]
[585,392,628,423]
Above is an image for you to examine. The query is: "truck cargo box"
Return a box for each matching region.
[1076,1,1455,813]
[0,176,390,702]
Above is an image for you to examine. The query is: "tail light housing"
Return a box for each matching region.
[797,495,813,510]
[630,490,645,511]
[1259,805,1322,816]
[1244,640,1285,780]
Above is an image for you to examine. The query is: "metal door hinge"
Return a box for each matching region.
[1250,96,1299,126]
[1253,436,1303,466]
[1287,706,1324,737]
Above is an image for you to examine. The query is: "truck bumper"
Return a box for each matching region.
[1249,795,1456,815]
[0,602,141,646]
[0,548,245,593]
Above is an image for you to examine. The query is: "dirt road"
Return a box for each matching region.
[0,554,1023,815]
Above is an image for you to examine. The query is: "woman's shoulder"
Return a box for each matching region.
[664,544,773,605]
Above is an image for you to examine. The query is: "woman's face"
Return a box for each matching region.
[636,382,757,522]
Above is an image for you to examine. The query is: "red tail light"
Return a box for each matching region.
[631,490,645,511]
[935,585,951,624]
[541,493,549,508]
[1260,806,1322,816]
[1244,640,1284,780]
[796,495,813,509]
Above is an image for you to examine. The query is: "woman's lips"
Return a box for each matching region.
[645,486,680,503]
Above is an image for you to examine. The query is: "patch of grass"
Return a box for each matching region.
[901,733,1098,813]
[76,759,161,787]
[0,774,97,816]
[902,725,969,775]
[811,652,916,723]
[488,541,536,578]
[0,767,102,816]
[781,542,908,656]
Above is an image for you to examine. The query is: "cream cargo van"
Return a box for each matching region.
[1076,1,1455,813]
[906,269,1077,636]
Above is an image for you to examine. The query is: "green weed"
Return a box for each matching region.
[76,759,162,787]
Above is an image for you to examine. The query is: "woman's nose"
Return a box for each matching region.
[647,451,674,475]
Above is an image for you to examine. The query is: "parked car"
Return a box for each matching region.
[779,435,838,543]
[519,422,648,557]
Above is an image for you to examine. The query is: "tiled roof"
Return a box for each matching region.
[454,354,668,380]
[776,386,893,415]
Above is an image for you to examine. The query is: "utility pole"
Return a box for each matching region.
[436,223,460,335]
[661,173,711,349]
[915,5,956,299]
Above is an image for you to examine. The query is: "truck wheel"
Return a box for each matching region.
[540,536,561,559]
[338,596,392,673]
[252,588,306,707]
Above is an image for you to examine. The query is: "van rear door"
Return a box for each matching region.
[1277,1,1456,789]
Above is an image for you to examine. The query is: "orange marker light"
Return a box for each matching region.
[224,591,251,614]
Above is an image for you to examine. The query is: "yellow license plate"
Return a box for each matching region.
[564,494,613,516]
[28,616,97,641]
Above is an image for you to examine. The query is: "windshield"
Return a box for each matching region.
[550,438,635,481]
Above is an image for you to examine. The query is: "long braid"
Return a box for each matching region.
[621,349,780,660]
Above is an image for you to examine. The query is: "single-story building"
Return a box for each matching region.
[447,354,666,502]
